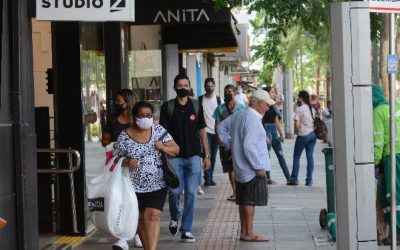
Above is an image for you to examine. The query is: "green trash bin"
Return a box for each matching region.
[320,148,336,229]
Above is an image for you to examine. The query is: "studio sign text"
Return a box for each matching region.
[36,0,135,21]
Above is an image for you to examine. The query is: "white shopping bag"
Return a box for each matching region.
[87,157,139,240]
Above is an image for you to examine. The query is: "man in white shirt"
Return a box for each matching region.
[234,85,249,106]
[217,89,275,242]
[199,78,223,186]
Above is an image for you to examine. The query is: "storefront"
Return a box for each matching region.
[0,0,238,249]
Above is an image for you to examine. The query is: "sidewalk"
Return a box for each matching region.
[78,138,339,250]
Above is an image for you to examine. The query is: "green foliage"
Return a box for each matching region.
[214,0,383,93]
[90,123,100,138]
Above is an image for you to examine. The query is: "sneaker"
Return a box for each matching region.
[305,181,313,186]
[181,232,196,243]
[169,220,178,236]
[267,178,277,185]
[133,234,143,248]
[204,180,212,186]
[112,239,129,250]
[198,186,205,195]
[287,180,299,186]
[210,180,217,186]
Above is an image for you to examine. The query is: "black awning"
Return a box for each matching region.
[134,0,238,50]
[162,22,238,50]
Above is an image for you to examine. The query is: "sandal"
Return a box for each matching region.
[227,194,236,201]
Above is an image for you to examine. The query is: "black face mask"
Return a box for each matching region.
[224,93,233,102]
[296,100,302,107]
[176,88,190,98]
[205,88,214,94]
[115,103,126,115]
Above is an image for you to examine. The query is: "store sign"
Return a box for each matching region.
[134,0,231,25]
[153,9,210,24]
[36,0,135,21]
[369,1,400,13]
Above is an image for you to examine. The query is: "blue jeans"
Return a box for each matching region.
[263,124,290,180]
[169,155,201,233]
[290,131,317,183]
[204,133,218,181]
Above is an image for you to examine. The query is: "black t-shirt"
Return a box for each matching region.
[262,105,279,124]
[159,98,207,158]
[104,116,130,142]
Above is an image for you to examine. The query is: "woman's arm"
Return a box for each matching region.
[154,140,180,157]
[294,119,299,135]
[101,132,111,147]
[274,116,284,138]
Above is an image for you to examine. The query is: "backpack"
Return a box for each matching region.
[309,107,328,140]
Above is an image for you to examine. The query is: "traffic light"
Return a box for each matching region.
[45,68,54,94]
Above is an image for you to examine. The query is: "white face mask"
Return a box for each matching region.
[136,117,153,130]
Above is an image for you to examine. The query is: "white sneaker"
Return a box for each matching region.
[112,239,129,250]
[133,234,143,248]
[197,186,205,195]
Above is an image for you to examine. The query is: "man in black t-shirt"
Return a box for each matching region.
[159,74,211,243]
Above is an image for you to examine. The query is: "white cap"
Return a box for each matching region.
[253,89,276,105]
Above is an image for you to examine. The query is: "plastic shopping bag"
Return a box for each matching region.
[87,157,139,240]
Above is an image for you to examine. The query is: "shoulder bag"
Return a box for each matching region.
[158,131,180,188]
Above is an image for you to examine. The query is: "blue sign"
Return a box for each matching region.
[388,54,398,74]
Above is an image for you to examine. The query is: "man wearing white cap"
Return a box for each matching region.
[217,89,275,242]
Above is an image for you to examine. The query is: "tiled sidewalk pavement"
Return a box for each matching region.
[78,138,339,250]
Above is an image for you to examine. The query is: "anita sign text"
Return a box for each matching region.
[153,9,210,23]
[36,0,135,21]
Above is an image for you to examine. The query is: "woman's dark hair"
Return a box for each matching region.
[116,88,136,123]
[174,74,190,87]
[224,84,236,92]
[265,85,273,93]
[298,90,313,115]
[204,78,215,87]
[132,101,155,117]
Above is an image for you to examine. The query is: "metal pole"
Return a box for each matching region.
[68,149,79,234]
[389,12,397,250]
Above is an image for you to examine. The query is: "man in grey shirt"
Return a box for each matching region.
[217,89,275,242]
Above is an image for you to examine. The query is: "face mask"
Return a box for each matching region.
[176,88,190,98]
[205,88,214,94]
[224,93,233,102]
[115,103,125,115]
[296,100,302,107]
[136,117,153,130]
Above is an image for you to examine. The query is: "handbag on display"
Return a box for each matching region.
[145,77,161,101]
[157,131,180,189]
[132,77,146,101]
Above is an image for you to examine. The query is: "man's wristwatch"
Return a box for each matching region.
[204,154,210,159]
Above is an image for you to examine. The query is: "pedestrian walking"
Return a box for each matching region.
[288,90,317,186]
[199,78,223,186]
[213,84,246,201]
[262,86,290,184]
[113,101,180,250]
[372,84,400,245]
[100,89,143,249]
[101,89,135,147]
[217,89,274,242]
[159,74,211,243]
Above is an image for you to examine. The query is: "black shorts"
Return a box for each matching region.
[219,146,233,173]
[236,176,268,206]
[136,188,167,211]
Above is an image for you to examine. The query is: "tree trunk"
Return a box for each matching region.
[379,14,390,98]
